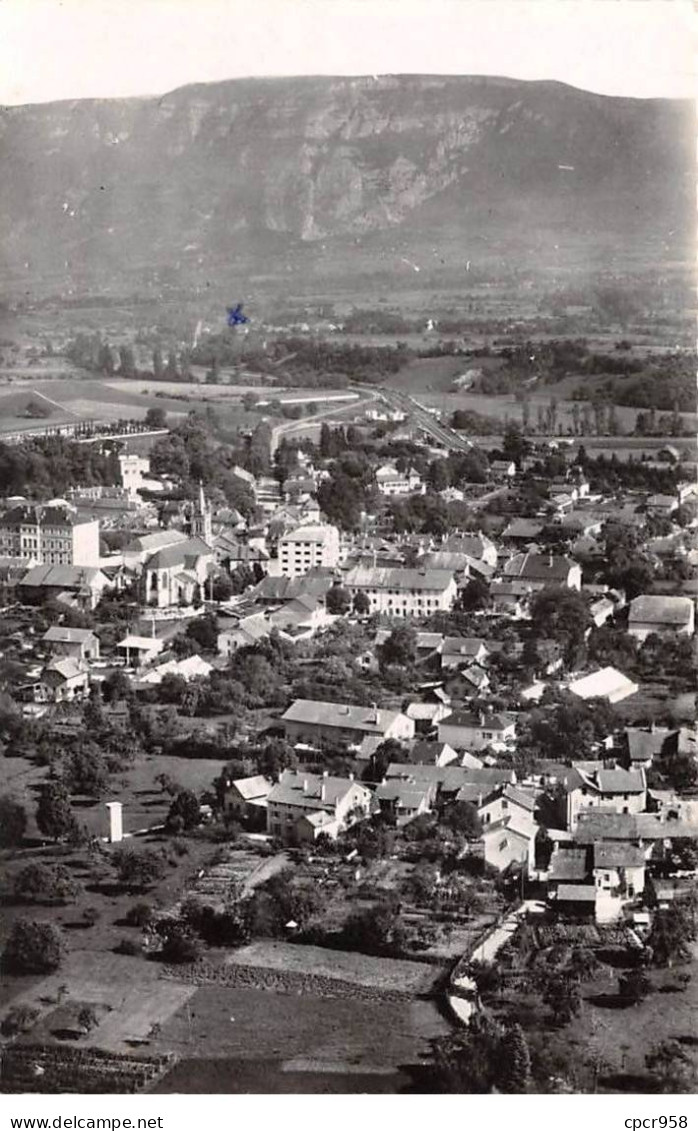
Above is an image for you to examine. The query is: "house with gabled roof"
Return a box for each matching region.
[438,709,516,752]
[19,564,111,610]
[628,595,695,642]
[565,766,647,831]
[375,777,436,825]
[568,666,638,704]
[280,698,415,747]
[440,637,489,670]
[223,775,273,825]
[38,657,90,703]
[266,770,371,844]
[42,626,100,662]
[479,783,537,829]
[481,810,537,874]
[344,566,457,617]
[504,552,582,591]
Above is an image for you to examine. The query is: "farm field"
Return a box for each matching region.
[0,377,265,436]
[225,940,441,995]
[150,984,450,1093]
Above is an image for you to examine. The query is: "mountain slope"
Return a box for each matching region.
[0,75,693,295]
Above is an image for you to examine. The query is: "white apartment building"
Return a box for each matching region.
[344,566,457,617]
[278,524,340,577]
[118,453,151,498]
[0,504,100,568]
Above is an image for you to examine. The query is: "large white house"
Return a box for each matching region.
[266,770,371,844]
[374,464,424,496]
[343,566,457,617]
[503,552,582,591]
[0,504,100,568]
[627,595,695,642]
[281,698,415,747]
[278,524,340,577]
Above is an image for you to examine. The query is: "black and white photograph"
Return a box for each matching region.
[0,0,696,1104]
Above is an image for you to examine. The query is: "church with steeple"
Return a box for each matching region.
[189,482,213,546]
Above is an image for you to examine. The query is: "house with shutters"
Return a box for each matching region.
[481,810,538,874]
[280,698,415,747]
[438,709,516,752]
[37,658,90,703]
[440,637,489,670]
[344,566,457,617]
[266,770,371,844]
[42,626,100,662]
[503,552,582,591]
[565,767,647,831]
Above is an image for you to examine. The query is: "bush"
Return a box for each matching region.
[618,968,653,1004]
[115,938,142,956]
[2,919,64,974]
[113,847,167,891]
[13,863,81,905]
[1,1004,39,1036]
[125,901,154,927]
[160,926,201,965]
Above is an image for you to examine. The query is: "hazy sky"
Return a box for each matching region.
[0,0,694,105]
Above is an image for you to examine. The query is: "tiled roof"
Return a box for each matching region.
[506,552,577,582]
[549,848,589,882]
[555,884,597,902]
[20,565,103,588]
[593,842,646,869]
[629,595,694,625]
[267,770,366,810]
[43,626,96,644]
[227,775,273,801]
[596,768,646,795]
[442,636,487,657]
[442,710,515,732]
[344,566,455,592]
[281,698,405,735]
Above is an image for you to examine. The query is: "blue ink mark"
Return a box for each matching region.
[227,303,248,327]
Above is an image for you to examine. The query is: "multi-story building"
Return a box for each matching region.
[503,552,582,591]
[343,566,457,617]
[0,504,100,568]
[266,769,371,845]
[278,524,340,577]
[374,464,424,496]
[118,454,151,498]
[280,698,415,747]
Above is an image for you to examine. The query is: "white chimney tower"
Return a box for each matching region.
[105,801,123,843]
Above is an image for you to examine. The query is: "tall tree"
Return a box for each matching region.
[498,1024,532,1093]
[36,781,78,842]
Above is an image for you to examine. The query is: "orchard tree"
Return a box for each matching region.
[113,847,167,892]
[2,919,64,974]
[0,795,27,847]
[145,406,167,430]
[36,781,79,842]
[14,863,81,905]
[165,790,201,834]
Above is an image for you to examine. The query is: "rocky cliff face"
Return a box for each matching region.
[0,75,693,294]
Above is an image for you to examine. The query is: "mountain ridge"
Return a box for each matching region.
[0,74,693,297]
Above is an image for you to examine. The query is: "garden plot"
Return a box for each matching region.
[2,952,196,1054]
